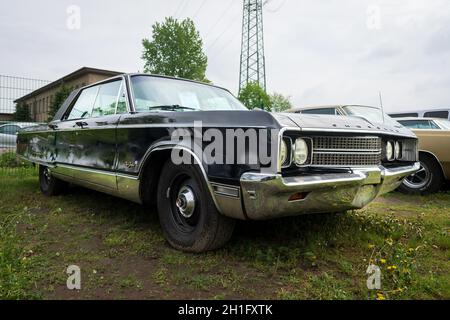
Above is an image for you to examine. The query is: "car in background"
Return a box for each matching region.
[288,105,402,128]
[389,108,450,121]
[0,122,38,149]
[394,118,450,194]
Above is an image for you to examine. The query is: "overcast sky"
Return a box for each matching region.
[1,0,449,112]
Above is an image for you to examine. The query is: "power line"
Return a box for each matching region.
[264,0,287,13]
[193,0,208,19]
[204,0,237,39]
[206,16,241,51]
[208,31,241,62]
[173,0,187,18]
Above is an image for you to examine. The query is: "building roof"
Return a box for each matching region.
[14,67,123,103]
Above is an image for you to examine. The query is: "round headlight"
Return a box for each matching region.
[294,138,309,165]
[395,141,401,160]
[386,141,394,161]
[280,139,288,166]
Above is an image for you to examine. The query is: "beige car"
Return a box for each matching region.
[396,118,450,194]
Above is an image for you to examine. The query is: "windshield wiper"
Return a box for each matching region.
[147,105,197,111]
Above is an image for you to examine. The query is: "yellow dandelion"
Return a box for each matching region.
[388,265,397,271]
[380,259,386,264]
[376,293,386,300]
[368,244,375,249]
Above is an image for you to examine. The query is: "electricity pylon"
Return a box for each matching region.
[239,0,266,93]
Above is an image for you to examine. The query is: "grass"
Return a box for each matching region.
[0,151,36,177]
[0,171,449,300]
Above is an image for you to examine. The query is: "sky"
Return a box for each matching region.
[1,0,449,113]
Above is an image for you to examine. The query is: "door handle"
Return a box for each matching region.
[75,121,88,128]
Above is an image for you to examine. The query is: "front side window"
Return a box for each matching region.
[116,82,128,114]
[91,80,123,118]
[130,76,247,112]
[67,86,99,120]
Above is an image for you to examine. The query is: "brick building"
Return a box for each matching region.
[14,67,123,122]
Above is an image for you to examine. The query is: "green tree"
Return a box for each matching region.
[142,17,208,82]
[48,85,71,121]
[270,92,293,112]
[13,103,32,122]
[238,82,272,111]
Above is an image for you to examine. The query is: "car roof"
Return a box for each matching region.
[77,73,231,95]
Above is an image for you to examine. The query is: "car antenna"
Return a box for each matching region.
[379,91,385,124]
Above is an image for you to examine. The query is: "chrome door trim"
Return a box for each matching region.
[51,163,141,204]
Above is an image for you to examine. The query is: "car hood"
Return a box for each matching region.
[273,113,416,138]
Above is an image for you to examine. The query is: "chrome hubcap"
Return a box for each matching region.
[176,186,196,218]
[404,162,430,189]
[43,168,51,183]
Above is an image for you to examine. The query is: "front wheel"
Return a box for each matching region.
[398,154,444,195]
[156,161,235,252]
[39,165,68,196]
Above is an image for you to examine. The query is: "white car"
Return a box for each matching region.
[0,123,38,149]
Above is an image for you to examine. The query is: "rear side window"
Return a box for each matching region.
[91,80,123,118]
[67,86,99,120]
[301,108,337,115]
[398,120,440,129]
[423,111,449,119]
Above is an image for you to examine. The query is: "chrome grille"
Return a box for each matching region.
[312,136,382,166]
[313,136,381,151]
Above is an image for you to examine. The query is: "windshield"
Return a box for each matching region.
[130,75,247,112]
[342,105,400,127]
[435,119,450,129]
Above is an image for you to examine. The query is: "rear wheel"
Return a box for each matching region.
[399,154,444,195]
[39,165,68,196]
[156,160,235,252]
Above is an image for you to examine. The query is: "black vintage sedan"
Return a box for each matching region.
[17,74,420,252]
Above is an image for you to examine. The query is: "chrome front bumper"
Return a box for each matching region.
[239,162,420,220]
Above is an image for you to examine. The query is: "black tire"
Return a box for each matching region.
[156,160,235,252]
[39,165,68,196]
[398,153,444,195]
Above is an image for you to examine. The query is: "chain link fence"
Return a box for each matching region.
[0,75,50,176]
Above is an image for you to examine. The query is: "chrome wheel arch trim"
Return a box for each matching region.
[138,142,244,219]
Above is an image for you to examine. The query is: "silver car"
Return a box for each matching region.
[0,122,38,149]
